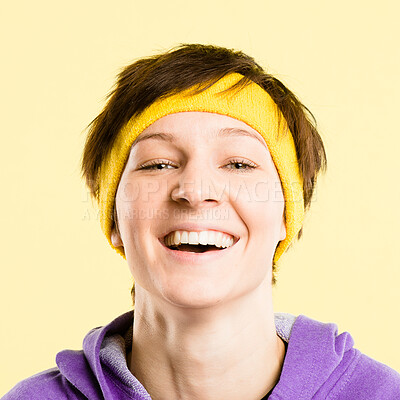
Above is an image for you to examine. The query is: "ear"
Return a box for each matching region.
[111,226,123,247]
[279,214,287,241]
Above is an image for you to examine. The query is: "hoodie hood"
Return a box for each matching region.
[270,315,358,399]
[56,311,150,400]
[52,311,399,400]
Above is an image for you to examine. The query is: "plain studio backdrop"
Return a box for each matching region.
[1,0,399,396]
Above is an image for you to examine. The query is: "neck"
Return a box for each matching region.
[128,281,286,400]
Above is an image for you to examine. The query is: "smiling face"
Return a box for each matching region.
[111,112,286,309]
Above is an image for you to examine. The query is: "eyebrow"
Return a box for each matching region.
[132,127,266,148]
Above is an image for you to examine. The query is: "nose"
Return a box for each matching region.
[170,161,226,208]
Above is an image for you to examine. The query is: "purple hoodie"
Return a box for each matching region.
[3,311,400,399]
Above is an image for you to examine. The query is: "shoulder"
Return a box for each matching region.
[337,352,400,399]
[277,314,400,399]
[2,367,86,400]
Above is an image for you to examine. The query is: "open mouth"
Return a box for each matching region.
[166,243,225,253]
[162,229,239,255]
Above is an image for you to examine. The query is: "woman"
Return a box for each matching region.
[3,44,399,399]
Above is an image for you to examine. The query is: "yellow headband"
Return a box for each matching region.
[99,73,304,264]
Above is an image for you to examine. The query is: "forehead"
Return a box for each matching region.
[133,112,268,150]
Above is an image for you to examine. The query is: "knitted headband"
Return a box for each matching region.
[98,73,304,264]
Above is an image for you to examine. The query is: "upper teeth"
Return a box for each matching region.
[164,230,235,248]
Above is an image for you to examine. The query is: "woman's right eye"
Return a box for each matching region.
[138,160,177,170]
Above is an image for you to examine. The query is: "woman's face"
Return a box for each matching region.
[112,112,286,308]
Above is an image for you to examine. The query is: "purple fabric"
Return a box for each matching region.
[3,311,400,399]
[269,315,400,399]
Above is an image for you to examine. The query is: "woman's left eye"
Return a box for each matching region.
[224,159,258,172]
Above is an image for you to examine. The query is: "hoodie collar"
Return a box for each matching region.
[60,311,332,400]
[56,311,150,399]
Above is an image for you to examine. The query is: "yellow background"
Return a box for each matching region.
[1,0,399,396]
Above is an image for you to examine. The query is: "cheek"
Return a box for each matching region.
[114,180,146,251]
[115,178,168,273]
[256,178,285,221]
[116,177,168,222]
[252,178,285,206]
[235,177,285,244]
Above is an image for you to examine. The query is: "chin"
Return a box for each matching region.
[160,284,230,310]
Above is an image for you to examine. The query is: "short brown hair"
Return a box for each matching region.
[81,43,327,294]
